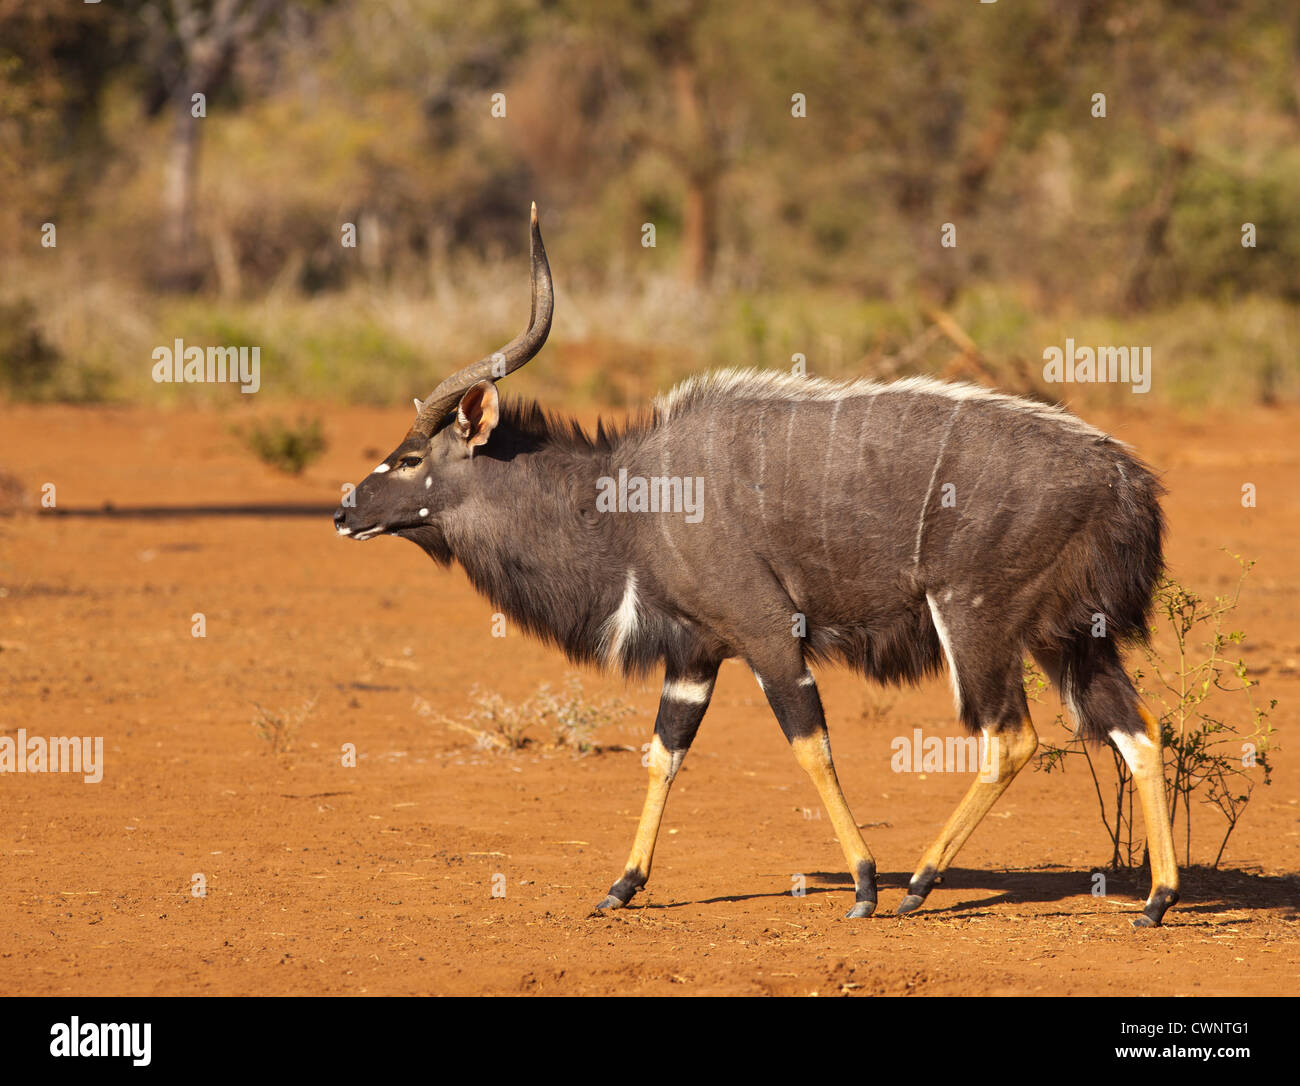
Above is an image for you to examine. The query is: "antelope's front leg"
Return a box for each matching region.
[592,665,718,913]
[758,665,879,918]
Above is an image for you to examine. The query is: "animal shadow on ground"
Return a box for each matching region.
[633,865,1299,923]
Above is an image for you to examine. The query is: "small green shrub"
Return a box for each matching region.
[1035,554,1276,870]
[0,297,60,398]
[238,415,327,474]
[433,677,634,756]
[252,695,317,755]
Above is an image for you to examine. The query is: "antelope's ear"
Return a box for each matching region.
[454,380,500,450]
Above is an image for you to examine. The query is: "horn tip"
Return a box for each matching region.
[530,201,538,226]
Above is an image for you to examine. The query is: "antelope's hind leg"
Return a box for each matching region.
[1051,640,1179,926]
[899,593,1038,916]
[1110,706,1180,927]
[896,712,1039,915]
[756,664,878,919]
[592,663,718,914]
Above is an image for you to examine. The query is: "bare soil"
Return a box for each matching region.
[1,401,1297,995]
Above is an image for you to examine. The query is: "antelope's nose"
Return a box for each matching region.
[333,507,348,530]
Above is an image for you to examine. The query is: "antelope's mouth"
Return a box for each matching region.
[337,523,385,541]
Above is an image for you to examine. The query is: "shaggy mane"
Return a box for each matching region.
[495,367,1116,452]
[496,397,659,454]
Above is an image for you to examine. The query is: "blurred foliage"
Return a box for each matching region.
[236,414,327,473]
[1,0,1298,407]
[0,297,60,397]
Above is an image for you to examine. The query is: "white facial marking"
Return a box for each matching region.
[424,476,432,489]
[798,671,816,687]
[335,525,352,536]
[926,592,963,715]
[418,508,429,517]
[662,678,714,705]
[372,463,390,474]
[599,571,640,664]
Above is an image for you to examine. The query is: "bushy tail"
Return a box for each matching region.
[1042,450,1165,744]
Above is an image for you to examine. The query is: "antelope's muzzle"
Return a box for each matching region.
[334,505,384,541]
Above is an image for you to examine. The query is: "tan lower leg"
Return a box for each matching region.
[594,735,683,913]
[900,715,1038,911]
[789,733,876,875]
[1116,708,1180,925]
[622,734,681,879]
[789,734,878,916]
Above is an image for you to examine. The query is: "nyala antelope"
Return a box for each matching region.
[335,205,1179,927]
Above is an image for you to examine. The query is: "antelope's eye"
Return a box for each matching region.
[398,456,423,469]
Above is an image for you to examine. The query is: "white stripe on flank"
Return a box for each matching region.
[600,571,641,664]
[821,400,841,573]
[926,592,963,715]
[913,403,962,567]
[657,443,688,569]
[781,406,795,524]
[662,678,714,705]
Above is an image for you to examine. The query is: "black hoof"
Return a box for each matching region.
[591,870,645,916]
[896,893,926,916]
[845,900,876,919]
[1133,886,1179,928]
[896,865,937,916]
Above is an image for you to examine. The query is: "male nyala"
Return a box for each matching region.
[335,206,1178,927]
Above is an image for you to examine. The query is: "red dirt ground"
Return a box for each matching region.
[1,401,1297,995]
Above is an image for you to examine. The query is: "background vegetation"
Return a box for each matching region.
[3,0,1298,410]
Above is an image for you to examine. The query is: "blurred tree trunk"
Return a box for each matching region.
[671,57,719,287]
[1125,139,1192,311]
[210,218,242,299]
[162,92,202,286]
[955,109,1009,216]
[681,174,717,287]
[144,0,283,290]
[585,1,729,288]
